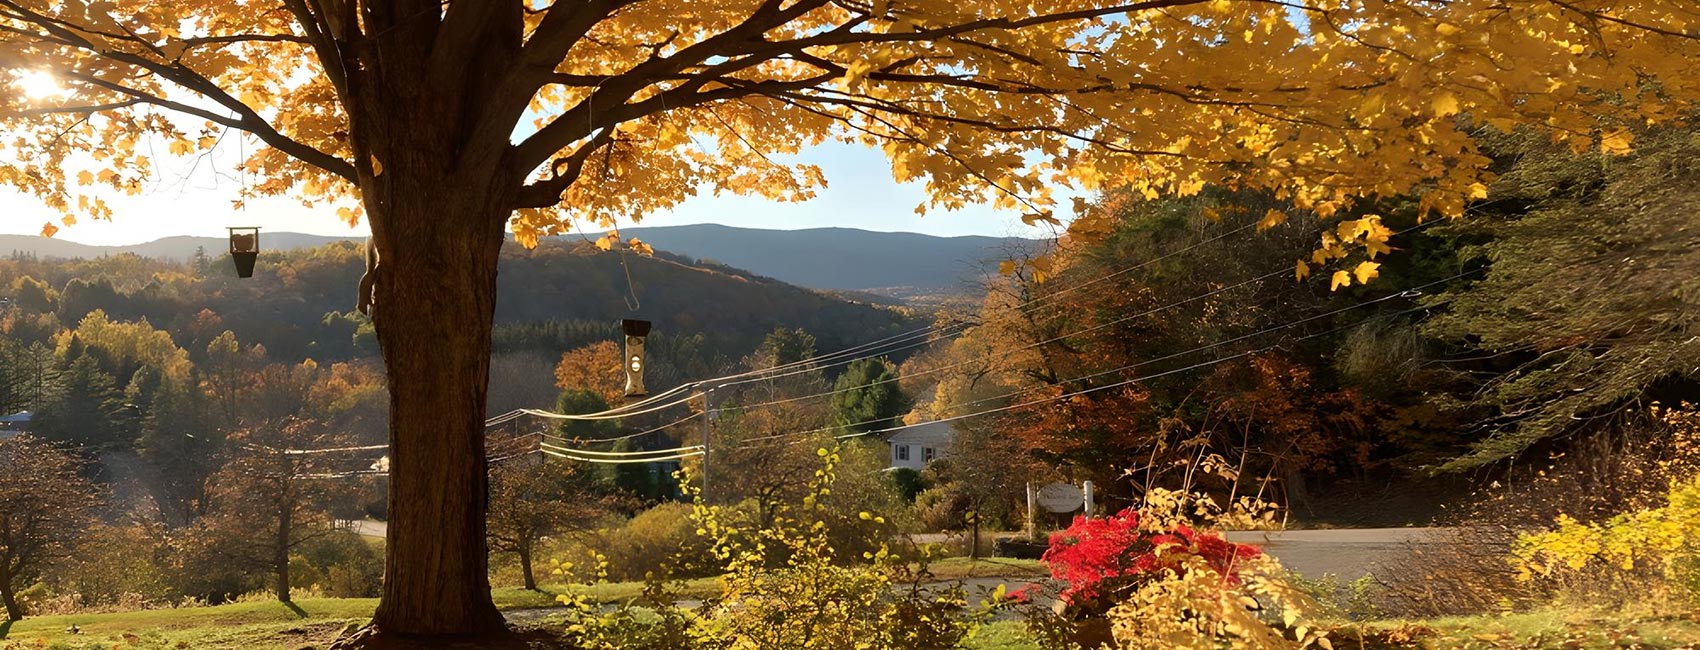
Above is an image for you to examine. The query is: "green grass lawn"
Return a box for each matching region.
[922,557,1047,581]
[0,559,1046,649]
[0,598,375,650]
[957,607,1700,650]
[1337,607,1700,649]
[8,596,1695,650]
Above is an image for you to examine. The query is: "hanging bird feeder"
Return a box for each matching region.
[622,319,651,399]
[228,227,260,278]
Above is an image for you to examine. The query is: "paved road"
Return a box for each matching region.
[1224,527,1449,580]
[348,519,387,538]
[363,520,1443,584]
[908,527,1450,581]
[496,528,1448,624]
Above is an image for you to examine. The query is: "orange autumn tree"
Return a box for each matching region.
[2,0,1697,644]
[553,340,624,404]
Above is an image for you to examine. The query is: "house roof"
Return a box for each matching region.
[0,411,31,424]
[886,420,954,446]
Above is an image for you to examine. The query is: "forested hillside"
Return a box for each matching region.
[0,224,1042,301]
[0,239,917,370]
[901,126,1700,528]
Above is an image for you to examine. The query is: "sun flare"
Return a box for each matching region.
[14,70,69,99]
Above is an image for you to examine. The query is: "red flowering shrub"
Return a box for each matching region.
[1042,508,1262,612]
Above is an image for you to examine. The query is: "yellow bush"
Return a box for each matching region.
[1513,405,1700,601]
[1514,475,1700,583]
[1106,553,1332,650]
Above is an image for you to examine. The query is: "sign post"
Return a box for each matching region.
[1037,482,1084,514]
[1025,482,1038,539]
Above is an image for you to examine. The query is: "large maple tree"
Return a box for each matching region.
[1,0,1695,644]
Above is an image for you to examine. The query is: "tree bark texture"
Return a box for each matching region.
[339,4,528,640]
[519,543,536,592]
[366,195,510,636]
[1,570,21,621]
[275,499,293,603]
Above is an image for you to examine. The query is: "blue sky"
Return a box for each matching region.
[1,140,1065,245]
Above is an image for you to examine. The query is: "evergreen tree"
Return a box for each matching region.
[829,358,909,434]
[33,355,124,449]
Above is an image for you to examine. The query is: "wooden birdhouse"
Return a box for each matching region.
[228,227,260,278]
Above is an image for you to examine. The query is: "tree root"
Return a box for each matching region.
[328,623,568,649]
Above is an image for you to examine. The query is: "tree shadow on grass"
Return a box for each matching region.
[0,618,13,638]
[284,601,308,619]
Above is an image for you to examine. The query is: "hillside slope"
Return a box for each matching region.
[0,224,1044,298]
[0,240,920,370]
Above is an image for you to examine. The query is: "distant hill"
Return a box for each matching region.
[617,224,1042,296]
[0,224,1045,299]
[0,232,360,262]
[0,239,923,376]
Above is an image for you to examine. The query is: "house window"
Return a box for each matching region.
[895,445,910,461]
[923,447,936,462]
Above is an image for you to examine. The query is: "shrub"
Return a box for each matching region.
[1513,472,1700,605]
[553,447,996,650]
[289,529,383,598]
[1042,508,1262,614]
[48,523,176,608]
[1380,404,1700,617]
[594,502,718,581]
[1025,506,1330,650]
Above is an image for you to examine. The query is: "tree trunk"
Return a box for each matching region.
[275,500,293,603]
[1,569,22,622]
[518,543,536,592]
[970,514,982,560]
[366,184,510,638]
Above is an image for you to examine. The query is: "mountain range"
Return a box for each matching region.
[0,224,1044,300]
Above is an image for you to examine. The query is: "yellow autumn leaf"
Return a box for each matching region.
[1021,210,1058,226]
[997,260,1017,276]
[1330,270,1352,291]
[628,238,654,255]
[1599,129,1635,155]
[1295,260,1310,280]
[1353,260,1381,284]
[843,60,873,88]
[594,233,617,251]
[1257,209,1286,230]
[336,206,361,227]
[40,222,58,238]
[1365,238,1393,259]
[1432,91,1460,117]
[369,155,383,176]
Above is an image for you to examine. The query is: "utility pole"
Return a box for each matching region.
[1026,482,1037,540]
[700,384,713,502]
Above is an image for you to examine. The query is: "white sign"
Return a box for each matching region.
[1037,482,1083,513]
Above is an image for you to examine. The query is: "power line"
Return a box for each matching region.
[682,219,1443,419]
[539,440,703,457]
[753,300,1451,453]
[487,215,1268,424]
[570,277,1455,458]
[732,270,1473,448]
[539,447,703,464]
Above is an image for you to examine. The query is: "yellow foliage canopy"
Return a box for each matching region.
[0,1,1696,259]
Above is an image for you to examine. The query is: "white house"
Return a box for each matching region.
[887,420,954,471]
